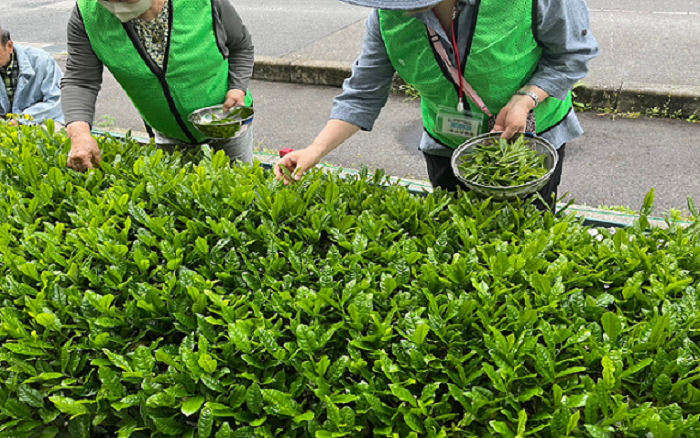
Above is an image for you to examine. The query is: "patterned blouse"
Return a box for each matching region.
[132,1,170,69]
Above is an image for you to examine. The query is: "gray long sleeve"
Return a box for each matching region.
[214,0,255,92]
[60,5,103,127]
[60,1,255,127]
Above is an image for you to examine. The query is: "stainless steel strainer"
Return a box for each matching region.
[450,132,559,200]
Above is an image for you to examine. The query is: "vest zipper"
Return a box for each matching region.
[122,0,200,144]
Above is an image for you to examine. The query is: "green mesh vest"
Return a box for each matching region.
[78,0,253,144]
[379,0,573,149]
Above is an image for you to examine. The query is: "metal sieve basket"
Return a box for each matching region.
[189,105,255,140]
[450,132,559,200]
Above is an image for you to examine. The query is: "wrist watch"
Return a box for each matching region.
[516,89,539,108]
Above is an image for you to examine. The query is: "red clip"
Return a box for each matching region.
[279,148,295,157]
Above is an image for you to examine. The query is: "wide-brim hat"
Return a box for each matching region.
[339,0,444,10]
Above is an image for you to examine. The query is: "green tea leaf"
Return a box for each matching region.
[411,324,430,347]
[602,356,615,389]
[389,384,416,408]
[294,411,315,423]
[198,407,214,438]
[133,346,155,373]
[296,324,318,355]
[104,350,133,372]
[535,344,555,383]
[215,422,232,438]
[490,421,515,438]
[246,383,263,415]
[18,385,44,408]
[198,353,217,374]
[567,410,581,435]
[182,396,206,416]
[620,358,653,379]
[49,396,88,417]
[117,420,143,438]
[654,374,672,402]
[405,412,425,433]
[601,312,621,342]
[261,389,301,417]
[152,417,185,436]
[98,366,123,398]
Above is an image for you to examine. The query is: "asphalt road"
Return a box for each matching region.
[4,0,370,56]
[585,0,700,88]
[7,0,700,91]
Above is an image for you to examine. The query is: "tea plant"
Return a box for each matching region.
[1,121,700,438]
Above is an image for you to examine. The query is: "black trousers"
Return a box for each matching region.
[423,144,566,211]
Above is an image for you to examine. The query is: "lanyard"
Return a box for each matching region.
[428,7,493,117]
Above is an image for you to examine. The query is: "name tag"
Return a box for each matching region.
[435,106,484,140]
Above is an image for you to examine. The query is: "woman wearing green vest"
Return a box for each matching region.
[61,0,254,172]
[275,0,599,209]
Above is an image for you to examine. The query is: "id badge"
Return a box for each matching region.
[435,106,484,139]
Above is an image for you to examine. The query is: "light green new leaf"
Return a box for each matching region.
[103,349,133,372]
[228,323,252,354]
[567,410,581,435]
[49,396,88,417]
[411,324,430,347]
[182,396,205,416]
[602,356,615,389]
[389,383,417,408]
[294,411,315,423]
[146,392,177,408]
[404,413,425,434]
[198,353,217,374]
[490,421,515,438]
[601,312,622,342]
[517,410,527,436]
[35,313,62,331]
[585,424,612,438]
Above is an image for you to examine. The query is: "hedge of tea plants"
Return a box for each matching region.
[1,121,700,438]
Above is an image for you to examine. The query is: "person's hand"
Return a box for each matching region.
[492,95,534,140]
[223,89,247,112]
[68,134,102,172]
[8,120,19,127]
[274,147,325,184]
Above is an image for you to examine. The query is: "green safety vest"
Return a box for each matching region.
[78,0,253,144]
[379,0,573,149]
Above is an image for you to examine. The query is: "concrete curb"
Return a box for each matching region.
[253,56,700,118]
[574,83,700,118]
